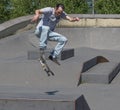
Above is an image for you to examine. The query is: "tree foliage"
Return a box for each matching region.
[95,0,120,14]
[1,0,120,23]
[0,0,11,23]
[10,0,41,18]
[0,0,89,22]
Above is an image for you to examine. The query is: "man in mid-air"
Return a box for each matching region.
[32,3,80,63]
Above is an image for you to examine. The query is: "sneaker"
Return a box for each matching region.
[48,55,60,65]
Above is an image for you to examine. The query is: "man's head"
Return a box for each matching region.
[55,3,65,16]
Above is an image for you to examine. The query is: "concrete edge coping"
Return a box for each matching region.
[70,14,120,19]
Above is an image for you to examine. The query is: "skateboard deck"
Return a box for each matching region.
[39,54,54,76]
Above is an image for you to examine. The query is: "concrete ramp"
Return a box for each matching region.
[26,27,120,50]
[0,93,89,110]
[0,28,120,88]
[0,31,82,88]
[1,26,120,109]
[0,86,90,110]
[56,27,120,50]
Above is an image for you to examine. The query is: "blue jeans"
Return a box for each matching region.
[35,26,67,58]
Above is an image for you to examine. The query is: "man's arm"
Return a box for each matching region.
[31,9,43,22]
[65,15,80,22]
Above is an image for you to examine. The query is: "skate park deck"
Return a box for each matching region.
[1,15,120,109]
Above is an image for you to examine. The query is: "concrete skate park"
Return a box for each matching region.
[1,14,120,110]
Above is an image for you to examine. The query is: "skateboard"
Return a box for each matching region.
[39,54,54,76]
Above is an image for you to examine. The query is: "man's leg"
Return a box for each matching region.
[48,31,68,59]
[35,26,50,61]
[35,26,50,49]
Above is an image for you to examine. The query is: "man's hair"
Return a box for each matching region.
[56,3,65,10]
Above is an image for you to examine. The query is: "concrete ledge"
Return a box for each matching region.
[58,19,120,28]
[0,93,90,110]
[69,14,120,19]
[81,62,120,84]
[57,14,120,28]
[0,15,33,38]
[60,48,74,60]
[27,48,74,60]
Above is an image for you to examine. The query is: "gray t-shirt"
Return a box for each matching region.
[36,7,67,31]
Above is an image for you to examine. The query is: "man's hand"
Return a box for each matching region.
[66,16,80,22]
[31,15,39,23]
[73,17,80,21]
[31,9,42,23]
[75,17,80,21]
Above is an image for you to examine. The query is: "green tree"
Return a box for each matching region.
[1,0,89,22]
[95,0,120,14]
[0,0,11,23]
[10,0,41,18]
[38,0,89,14]
[10,0,89,18]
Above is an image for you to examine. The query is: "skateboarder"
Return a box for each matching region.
[31,3,80,63]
